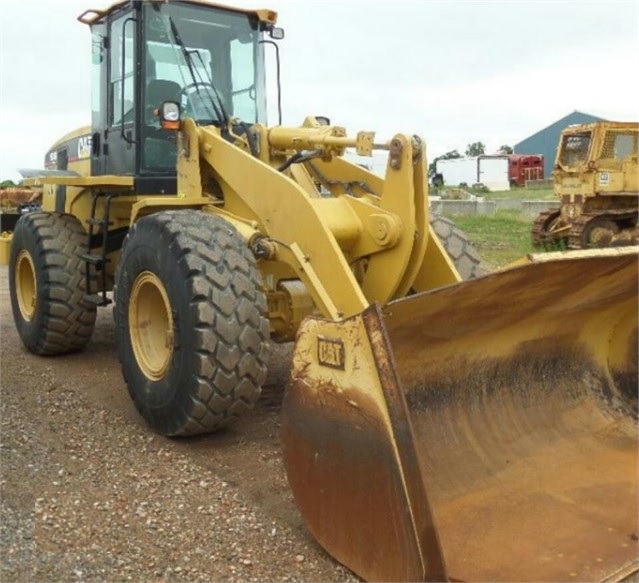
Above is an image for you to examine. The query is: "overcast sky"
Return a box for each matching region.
[1,0,638,181]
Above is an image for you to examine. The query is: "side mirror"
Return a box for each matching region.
[159,101,181,130]
[269,26,284,40]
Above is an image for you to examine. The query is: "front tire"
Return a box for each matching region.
[9,212,97,355]
[114,210,270,436]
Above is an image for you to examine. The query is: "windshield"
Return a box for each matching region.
[144,3,266,123]
[141,3,267,170]
[558,131,591,168]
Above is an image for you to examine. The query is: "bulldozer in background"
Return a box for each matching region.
[3,1,638,581]
[532,121,638,249]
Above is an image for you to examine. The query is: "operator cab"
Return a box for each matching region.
[84,0,280,193]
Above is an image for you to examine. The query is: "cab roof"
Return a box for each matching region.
[78,0,277,26]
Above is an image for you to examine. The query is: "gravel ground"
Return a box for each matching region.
[0,265,358,582]
[3,259,638,583]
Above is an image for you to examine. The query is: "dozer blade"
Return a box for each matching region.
[281,247,638,582]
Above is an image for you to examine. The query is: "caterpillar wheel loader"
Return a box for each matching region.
[5,1,638,581]
[532,121,638,249]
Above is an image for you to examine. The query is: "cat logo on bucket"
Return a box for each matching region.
[317,336,345,370]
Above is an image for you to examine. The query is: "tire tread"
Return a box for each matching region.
[430,214,484,279]
[115,210,269,436]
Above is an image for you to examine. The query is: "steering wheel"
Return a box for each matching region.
[177,82,217,98]
[177,82,224,121]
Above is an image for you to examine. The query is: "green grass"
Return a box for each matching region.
[450,210,537,271]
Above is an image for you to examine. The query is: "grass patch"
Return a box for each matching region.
[450,211,536,271]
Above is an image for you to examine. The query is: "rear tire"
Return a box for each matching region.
[430,214,483,279]
[114,210,270,436]
[9,212,97,355]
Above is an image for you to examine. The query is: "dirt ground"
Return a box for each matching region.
[0,264,358,582]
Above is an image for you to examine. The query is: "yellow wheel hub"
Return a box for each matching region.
[15,250,37,321]
[129,271,174,381]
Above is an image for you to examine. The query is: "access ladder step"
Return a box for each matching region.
[87,217,112,227]
[84,294,112,307]
[79,253,108,269]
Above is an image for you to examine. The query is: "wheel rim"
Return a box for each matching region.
[129,271,174,381]
[15,250,37,321]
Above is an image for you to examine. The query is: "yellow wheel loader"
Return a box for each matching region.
[5,1,638,581]
[532,121,638,249]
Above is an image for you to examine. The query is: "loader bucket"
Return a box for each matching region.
[281,247,639,582]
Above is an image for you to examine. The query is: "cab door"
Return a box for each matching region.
[90,8,138,176]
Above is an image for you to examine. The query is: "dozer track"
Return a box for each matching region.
[531,209,563,247]
[568,211,638,249]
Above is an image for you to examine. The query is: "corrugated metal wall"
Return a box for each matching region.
[514,111,605,178]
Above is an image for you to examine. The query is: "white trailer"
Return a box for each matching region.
[436,156,511,191]
[435,157,478,187]
[478,156,510,190]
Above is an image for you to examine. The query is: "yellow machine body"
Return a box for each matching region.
[0,232,12,265]
[24,116,461,339]
[6,2,638,581]
[533,121,639,249]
